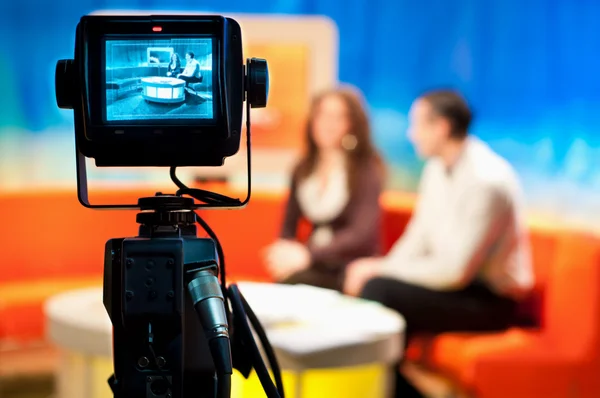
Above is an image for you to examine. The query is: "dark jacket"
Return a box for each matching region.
[280,159,383,272]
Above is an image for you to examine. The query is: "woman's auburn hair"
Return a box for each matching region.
[293,85,385,195]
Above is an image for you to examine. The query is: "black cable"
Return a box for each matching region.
[169,167,240,206]
[168,97,253,208]
[192,213,284,398]
[194,212,228,310]
[239,292,285,397]
[228,285,282,398]
[168,93,252,208]
[209,336,233,398]
[187,266,231,398]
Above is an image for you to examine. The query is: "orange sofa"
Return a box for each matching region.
[1,188,599,397]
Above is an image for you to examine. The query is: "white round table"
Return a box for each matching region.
[45,282,405,398]
[141,76,186,103]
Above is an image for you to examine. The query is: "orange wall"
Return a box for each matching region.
[246,43,310,149]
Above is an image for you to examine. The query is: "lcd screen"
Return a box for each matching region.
[104,37,214,122]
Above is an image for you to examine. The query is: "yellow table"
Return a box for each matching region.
[45,283,405,398]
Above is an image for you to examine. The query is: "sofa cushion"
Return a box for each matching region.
[407,329,539,387]
[0,277,101,342]
[407,230,600,393]
[514,229,559,327]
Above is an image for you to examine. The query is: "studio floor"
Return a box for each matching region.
[0,375,53,398]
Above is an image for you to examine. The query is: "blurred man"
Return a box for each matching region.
[343,90,533,396]
[177,51,203,85]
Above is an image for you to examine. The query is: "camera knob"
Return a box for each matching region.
[55,59,77,110]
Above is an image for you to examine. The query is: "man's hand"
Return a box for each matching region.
[343,257,385,296]
[263,239,311,281]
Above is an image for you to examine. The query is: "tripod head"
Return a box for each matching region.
[136,195,198,238]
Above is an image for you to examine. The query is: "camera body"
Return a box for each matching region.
[56,14,267,168]
[103,217,219,398]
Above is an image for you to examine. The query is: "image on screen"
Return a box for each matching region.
[105,38,214,122]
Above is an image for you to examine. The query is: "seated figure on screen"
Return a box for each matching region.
[343,90,534,397]
[262,86,385,292]
[166,52,181,77]
[105,38,213,121]
[177,51,202,85]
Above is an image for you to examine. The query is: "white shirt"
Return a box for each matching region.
[182,59,201,78]
[296,153,349,248]
[380,137,534,300]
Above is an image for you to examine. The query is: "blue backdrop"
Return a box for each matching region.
[1,0,600,222]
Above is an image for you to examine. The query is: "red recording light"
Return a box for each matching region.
[152,26,162,32]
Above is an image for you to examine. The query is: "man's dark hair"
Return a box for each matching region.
[420,89,472,139]
[187,52,195,59]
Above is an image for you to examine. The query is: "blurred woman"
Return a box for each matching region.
[166,53,181,76]
[263,86,385,291]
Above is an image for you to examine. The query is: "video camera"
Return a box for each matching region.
[55,14,283,398]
